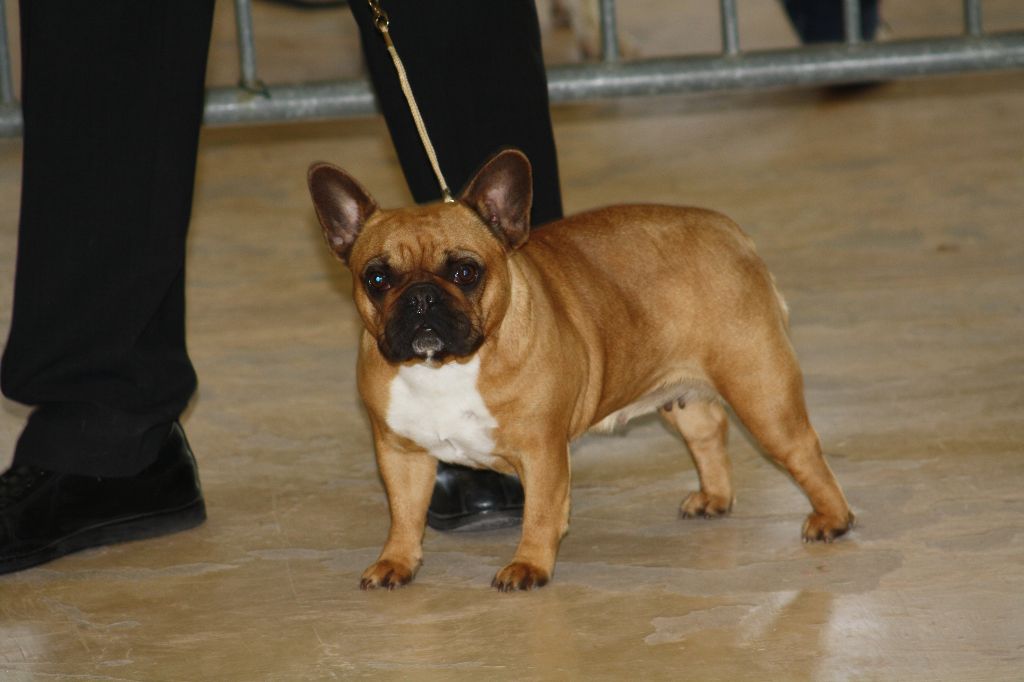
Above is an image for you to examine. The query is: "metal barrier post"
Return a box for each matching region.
[843,0,862,45]
[599,0,620,63]
[720,0,740,56]
[234,0,265,93]
[0,0,14,105]
[965,0,984,37]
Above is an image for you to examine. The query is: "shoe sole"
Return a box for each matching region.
[0,499,207,575]
[427,508,523,533]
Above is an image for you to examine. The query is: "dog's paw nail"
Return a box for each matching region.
[679,491,732,519]
[801,512,853,543]
[361,560,415,590]
[492,561,549,592]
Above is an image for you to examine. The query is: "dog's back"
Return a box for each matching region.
[525,204,774,314]
[515,204,790,433]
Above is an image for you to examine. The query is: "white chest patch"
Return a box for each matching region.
[385,355,500,468]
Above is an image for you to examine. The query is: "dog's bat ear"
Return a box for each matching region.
[307,162,378,263]
[460,149,533,251]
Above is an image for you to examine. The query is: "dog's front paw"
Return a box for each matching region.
[679,491,733,519]
[801,511,855,543]
[492,561,550,592]
[360,559,417,590]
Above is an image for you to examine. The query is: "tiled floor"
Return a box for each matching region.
[1,2,1022,679]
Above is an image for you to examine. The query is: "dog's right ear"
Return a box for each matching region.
[307,162,378,263]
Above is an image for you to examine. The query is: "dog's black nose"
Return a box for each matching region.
[404,283,442,316]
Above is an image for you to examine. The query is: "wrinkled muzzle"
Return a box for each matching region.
[379,282,481,362]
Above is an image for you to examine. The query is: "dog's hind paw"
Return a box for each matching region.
[679,491,733,519]
[360,559,417,590]
[492,561,550,592]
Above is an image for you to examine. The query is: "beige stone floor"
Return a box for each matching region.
[1,2,1024,680]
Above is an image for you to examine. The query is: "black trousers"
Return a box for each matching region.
[348,0,563,226]
[1,1,562,476]
[1,2,215,476]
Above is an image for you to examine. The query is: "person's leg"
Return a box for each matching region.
[0,0,214,575]
[783,0,880,44]
[349,0,562,226]
[349,0,562,530]
[2,0,214,477]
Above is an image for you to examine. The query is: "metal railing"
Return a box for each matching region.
[0,0,14,120]
[1,0,1023,136]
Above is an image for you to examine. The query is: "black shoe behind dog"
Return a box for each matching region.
[0,422,206,575]
[427,462,524,532]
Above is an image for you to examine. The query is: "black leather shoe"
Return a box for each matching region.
[427,462,524,532]
[0,422,206,575]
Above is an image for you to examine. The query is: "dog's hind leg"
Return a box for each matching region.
[660,399,735,518]
[714,341,853,542]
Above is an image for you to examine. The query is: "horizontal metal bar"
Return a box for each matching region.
[204,79,376,126]
[206,33,1024,126]
[0,104,19,134]
[547,34,1024,101]
[3,33,1024,136]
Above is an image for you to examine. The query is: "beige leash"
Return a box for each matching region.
[367,0,455,203]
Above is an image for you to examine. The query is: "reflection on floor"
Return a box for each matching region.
[1,1,1022,679]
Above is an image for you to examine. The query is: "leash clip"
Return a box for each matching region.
[367,0,390,33]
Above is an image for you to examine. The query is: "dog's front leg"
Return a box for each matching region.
[360,428,435,590]
[492,444,571,592]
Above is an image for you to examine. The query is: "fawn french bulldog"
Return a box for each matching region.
[307,149,853,592]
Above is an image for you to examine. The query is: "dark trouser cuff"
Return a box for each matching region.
[11,404,175,478]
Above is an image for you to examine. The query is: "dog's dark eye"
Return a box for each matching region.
[365,270,391,292]
[452,262,479,287]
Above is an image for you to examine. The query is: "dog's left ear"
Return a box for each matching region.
[460,149,533,251]
[308,162,378,263]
